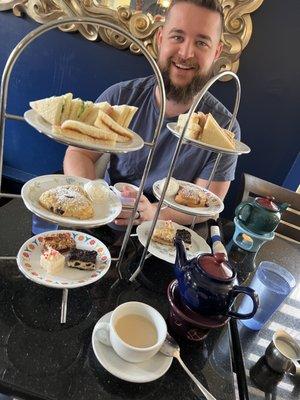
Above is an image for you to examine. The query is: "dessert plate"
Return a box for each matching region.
[137,221,211,264]
[167,122,250,155]
[21,175,122,228]
[92,311,173,383]
[17,230,111,289]
[153,179,224,217]
[24,109,144,154]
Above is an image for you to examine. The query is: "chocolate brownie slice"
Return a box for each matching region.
[67,249,97,270]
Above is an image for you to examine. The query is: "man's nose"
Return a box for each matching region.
[178,40,195,59]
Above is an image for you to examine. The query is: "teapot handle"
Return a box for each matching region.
[227,286,259,319]
[235,203,253,224]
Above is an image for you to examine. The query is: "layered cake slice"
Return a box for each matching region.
[40,248,65,275]
[67,248,97,270]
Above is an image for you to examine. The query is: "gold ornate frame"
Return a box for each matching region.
[1,0,264,80]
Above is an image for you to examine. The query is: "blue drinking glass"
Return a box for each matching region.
[32,214,58,235]
[238,261,296,331]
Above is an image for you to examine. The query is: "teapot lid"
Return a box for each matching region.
[255,196,279,212]
[198,253,234,280]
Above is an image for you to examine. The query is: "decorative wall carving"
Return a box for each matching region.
[1,0,264,80]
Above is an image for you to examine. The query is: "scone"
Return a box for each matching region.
[39,185,93,219]
[152,221,176,246]
[175,186,209,208]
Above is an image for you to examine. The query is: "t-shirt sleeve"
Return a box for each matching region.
[197,118,241,182]
[95,83,122,104]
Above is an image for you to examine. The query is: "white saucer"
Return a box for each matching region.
[92,311,173,383]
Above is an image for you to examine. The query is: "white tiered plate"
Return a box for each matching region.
[137,221,211,264]
[167,122,250,155]
[92,311,173,383]
[21,175,122,228]
[153,179,224,217]
[17,230,111,289]
[24,109,144,153]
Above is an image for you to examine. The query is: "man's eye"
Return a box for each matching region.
[196,41,209,48]
[170,35,183,42]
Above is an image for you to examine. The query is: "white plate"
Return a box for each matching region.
[137,221,211,264]
[17,230,111,289]
[21,175,122,228]
[24,109,144,154]
[167,122,250,155]
[153,179,224,216]
[92,311,173,383]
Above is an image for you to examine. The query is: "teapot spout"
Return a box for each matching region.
[174,236,188,277]
[279,202,290,212]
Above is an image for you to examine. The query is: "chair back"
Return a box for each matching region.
[240,173,300,243]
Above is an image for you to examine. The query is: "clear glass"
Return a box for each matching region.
[238,261,296,330]
[31,214,58,235]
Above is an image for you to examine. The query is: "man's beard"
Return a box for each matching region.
[159,58,213,104]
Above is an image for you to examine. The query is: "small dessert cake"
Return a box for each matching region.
[175,229,192,246]
[39,184,93,219]
[42,232,76,253]
[175,186,209,208]
[40,248,65,275]
[67,248,97,270]
[152,221,176,246]
[158,177,180,197]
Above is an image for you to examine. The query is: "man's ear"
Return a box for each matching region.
[156,26,163,49]
[214,42,223,60]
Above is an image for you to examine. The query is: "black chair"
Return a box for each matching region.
[238,173,300,243]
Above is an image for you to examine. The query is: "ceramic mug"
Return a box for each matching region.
[265,330,300,375]
[95,301,167,363]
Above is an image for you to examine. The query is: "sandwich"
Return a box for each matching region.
[176,111,236,150]
[53,120,117,146]
[94,109,134,142]
[30,93,73,125]
[110,105,138,128]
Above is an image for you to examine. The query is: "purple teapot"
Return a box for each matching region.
[174,237,259,319]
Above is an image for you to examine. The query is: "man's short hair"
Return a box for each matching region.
[165,0,224,34]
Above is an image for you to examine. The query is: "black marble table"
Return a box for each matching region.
[238,236,300,399]
[0,199,236,400]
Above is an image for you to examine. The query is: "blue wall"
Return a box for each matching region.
[1,1,299,216]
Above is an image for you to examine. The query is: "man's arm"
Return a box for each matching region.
[115,180,231,226]
[63,146,102,179]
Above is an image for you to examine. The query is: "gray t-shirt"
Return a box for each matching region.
[97,75,240,200]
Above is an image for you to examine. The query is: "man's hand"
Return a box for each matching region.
[114,186,157,226]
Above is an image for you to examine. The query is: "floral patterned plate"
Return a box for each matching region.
[21,175,122,228]
[153,179,224,217]
[17,230,111,289]
[137,221,211,264]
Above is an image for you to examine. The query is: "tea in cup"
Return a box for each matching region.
[96,301,167,363]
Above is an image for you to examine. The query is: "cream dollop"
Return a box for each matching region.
[84,180,110,202]
[159,177,180,197]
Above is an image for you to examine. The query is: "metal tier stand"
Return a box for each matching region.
[129,70,241,282]
[0,17,167,322]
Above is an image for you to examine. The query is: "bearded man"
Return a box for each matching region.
[64,0,240,226]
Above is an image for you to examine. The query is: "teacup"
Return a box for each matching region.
[96,301,167,363]
[112,182,139,207]
[265,330,300,375]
